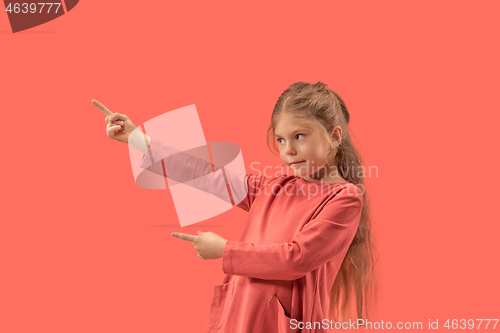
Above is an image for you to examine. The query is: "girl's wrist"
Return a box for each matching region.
[128,130,150,154]
[220,239,229,258]
[143,133,151,147]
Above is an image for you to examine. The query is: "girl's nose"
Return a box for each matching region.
[285,145,296,155]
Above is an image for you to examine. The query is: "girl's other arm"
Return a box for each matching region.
[221,189,364,280]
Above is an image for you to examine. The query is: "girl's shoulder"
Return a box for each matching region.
[245,174,290,192]
[249,174,360,193]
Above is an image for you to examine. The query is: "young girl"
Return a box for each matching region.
[93,81,378,332]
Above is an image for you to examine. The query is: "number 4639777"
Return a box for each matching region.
[6,3,62,14]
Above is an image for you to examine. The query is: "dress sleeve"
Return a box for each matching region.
[222,187,363,280]
[139,137,251,210]
[234,174,277,212]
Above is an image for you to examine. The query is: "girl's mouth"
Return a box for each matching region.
[290,160,305,166]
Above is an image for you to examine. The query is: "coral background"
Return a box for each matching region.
[1,1,499,332]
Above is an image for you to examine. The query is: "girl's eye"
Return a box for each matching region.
[277,134,305,145]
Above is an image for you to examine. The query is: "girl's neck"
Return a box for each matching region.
[302,176,347,183]
[304,164,347,183]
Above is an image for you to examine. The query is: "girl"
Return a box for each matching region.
[93,81,378,332]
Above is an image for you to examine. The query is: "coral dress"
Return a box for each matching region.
[139,138,363,333]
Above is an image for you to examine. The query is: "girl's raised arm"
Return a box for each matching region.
[137,134,248,207]
[93,99,255,210]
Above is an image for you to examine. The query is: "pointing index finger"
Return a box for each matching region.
[92,99,113,117]
[172,232,197,242]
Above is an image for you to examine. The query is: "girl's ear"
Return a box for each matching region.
[331,125,342,143]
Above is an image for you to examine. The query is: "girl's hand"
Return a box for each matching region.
[171,231,228,260]
[92,99,138,143]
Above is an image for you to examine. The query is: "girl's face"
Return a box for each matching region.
[274,113,341,182]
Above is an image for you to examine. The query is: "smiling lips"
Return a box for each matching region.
[290,160,305,166]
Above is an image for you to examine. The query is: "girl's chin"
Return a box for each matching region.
[292,166,330,177]
[291,168,310,176]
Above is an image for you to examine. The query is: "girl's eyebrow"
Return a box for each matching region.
[274,129,307,138]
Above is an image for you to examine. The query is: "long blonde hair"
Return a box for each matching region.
[266,81,379,324]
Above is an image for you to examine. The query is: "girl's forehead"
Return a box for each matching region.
[276,113,303,127]
[275,115,313,133]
